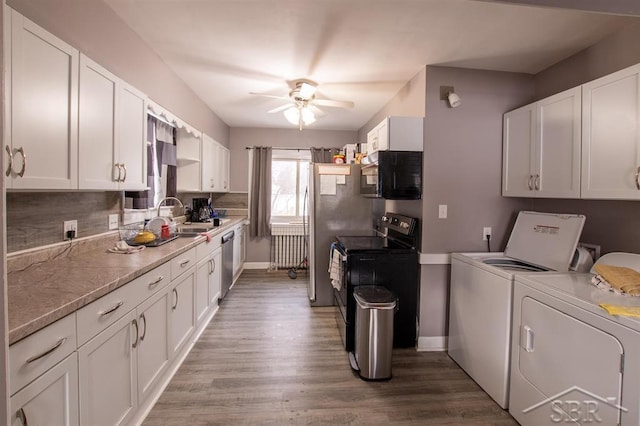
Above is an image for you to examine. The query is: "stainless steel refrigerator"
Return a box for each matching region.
[307,163,373,306]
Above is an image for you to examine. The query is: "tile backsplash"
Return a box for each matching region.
[7,191,248,253]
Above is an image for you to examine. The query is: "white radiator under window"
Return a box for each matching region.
[270,223,307,270]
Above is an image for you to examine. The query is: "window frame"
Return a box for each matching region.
[270,150,310,224]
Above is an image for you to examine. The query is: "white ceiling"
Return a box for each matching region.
[105,0,637,131]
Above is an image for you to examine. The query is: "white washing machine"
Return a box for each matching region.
[448,211,586,409]
[509,253,640,426]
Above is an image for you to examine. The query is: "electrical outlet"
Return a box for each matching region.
[64,220,78,240]
[438,204,447,219]
[483,227,492,241]
[108,214,119,230]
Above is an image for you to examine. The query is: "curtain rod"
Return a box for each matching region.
[245,146,311,151]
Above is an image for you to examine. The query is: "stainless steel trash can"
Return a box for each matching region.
[351,285,396,380]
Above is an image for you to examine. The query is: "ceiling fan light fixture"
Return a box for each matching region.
[284,107,300,125]
[298,82,317,100]
[301,107,316,125]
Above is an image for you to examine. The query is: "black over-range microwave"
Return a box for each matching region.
[360,150,422,199]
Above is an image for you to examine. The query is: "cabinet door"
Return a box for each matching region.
[176,131,202,192]
[78,310,138,426]
[136,288,169,404]
[536,87,581,198]
[201,133,216,191]
[78,54,118,190]
[118,82,148,191]
[169,269,196,358]
[502,104,536,197]
[221,146,230,192]
[209,248,222,306]
[10,353,79,426]
[195,257,211,325]
[582,63,640,199]
[377,120,389,151]
[7,10,79,189]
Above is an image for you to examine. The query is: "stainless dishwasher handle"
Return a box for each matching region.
[25,337,67,364]
[100,301,123,316]
[5,145,13,177]
[17,408,28,426]
[148,275,164,288]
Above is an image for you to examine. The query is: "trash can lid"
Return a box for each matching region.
[353,285,396,308]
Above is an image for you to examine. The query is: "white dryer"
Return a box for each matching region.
[509,253,640,426]
[448,211,585,409]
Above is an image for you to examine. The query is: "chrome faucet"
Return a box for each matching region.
[156,197,184,217]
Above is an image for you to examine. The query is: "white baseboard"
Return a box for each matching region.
[243,262,270,269]
[418,253,451,265]
[417,336,448,352]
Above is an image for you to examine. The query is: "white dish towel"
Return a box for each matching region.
[328,246,344,291]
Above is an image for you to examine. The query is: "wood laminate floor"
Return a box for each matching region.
[143,270,517,425]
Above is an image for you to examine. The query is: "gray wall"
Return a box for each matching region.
[530,19,640,256]
[7,0,229,145]
[419,66,533,339]
[229,127,358,263]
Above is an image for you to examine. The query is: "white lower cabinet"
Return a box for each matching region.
[10,353,79,426]
[78,310,138,426]
[10,235,226,425]
[136,288,170,404]
[169,267,196,358]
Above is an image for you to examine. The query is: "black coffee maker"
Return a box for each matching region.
[191,198,211,222]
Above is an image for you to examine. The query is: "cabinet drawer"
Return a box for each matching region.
[196,236,221,261]
[171,247,197,280]
[9,313,77,396]
[133,261,171,300]
[76,277,142,347]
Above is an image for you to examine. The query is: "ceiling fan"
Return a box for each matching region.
[250,79,355,130]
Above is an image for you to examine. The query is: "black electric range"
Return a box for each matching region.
[333,213,419,351]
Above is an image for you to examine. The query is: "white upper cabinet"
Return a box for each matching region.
[176,130,202,192]
[366,116,423,154]
[503,87,581,198]
[5,8,79,189]
[117,82,148,191]
[78,55,118,190]
[502,104,536,197]
[79,55,148,190]
[201,134,230,193]
[582,63,640,199]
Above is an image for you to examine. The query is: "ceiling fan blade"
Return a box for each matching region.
[249,92,289,100]
[314,98,354,109]
[309,105,326,117]
[267,104,293,113]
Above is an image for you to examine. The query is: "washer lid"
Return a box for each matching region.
[504,211,586,272]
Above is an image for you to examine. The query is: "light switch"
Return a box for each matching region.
[438,204,447,219]
[108,214,119,230]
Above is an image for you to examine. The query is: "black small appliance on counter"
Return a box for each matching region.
[334,212,419,351]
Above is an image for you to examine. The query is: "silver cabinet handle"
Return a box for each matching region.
[25,337,67,364]
[139,313,146,342]
[179,259,190,267]
[534,174,540,191]
[132,319,139,348]
[172,288,178,310]
[527,175,533,190]
[121,163,127,182]
[16,147,26,177]
[17,408,28,426]
[5,145,13,177]
[148,275,164,289]
[636,166,640,190]
[100,301,123,316]
[114,163,122,182]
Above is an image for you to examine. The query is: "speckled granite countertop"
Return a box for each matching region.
[7,217,247,345]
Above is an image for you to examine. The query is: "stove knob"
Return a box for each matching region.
[381,216,389,222]
[400,222,409,229]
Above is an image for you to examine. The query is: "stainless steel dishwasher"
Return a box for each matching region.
[220,230,235,302]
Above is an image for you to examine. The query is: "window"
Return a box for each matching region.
[271,150,310,222]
